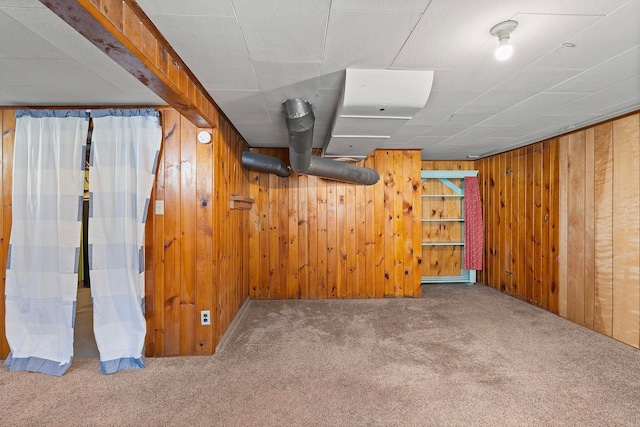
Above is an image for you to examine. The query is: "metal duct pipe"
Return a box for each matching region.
[242,151,291,178]
[283,98,380,186]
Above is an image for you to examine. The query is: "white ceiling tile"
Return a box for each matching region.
[482,93,589,125]
[268,108,288,134]
[420,113,495,137]
[405,136,444,149]
[210,90,270,123]
[544,77,640,117]
[261,79,321,110]
[4,8,152,89]
[389,124,433,142]
[148,15,258,90]
[532,0,640,69]
[310,88,340,122]
[233,0,331,63]
[0,1,42,7]
[253,62,321,91]
[393,0,530,69]
[547,46,640,93]
[137,0,234,16]
[407,90,481,126]
[331,0,432,13]
[0,11,66,59]
[440,125,513,145]
[455,67,584,115]
[318,70,345,90]
[519,0,630,15]
[321,10,421,75]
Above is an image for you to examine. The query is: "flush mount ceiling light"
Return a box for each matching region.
[490,20,518,61]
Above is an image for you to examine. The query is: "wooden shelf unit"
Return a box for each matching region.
[421,170,478,284]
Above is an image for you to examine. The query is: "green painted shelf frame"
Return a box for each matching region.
[421,170,478,285]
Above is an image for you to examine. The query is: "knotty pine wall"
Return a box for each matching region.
[145,107,250,357]
[475,140,560,312]
[0,107,250,359]
[1,110,14,359]
[248,149,423,299]
[476,112,640,349]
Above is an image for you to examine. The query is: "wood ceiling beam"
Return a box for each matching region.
[39,0,218,128]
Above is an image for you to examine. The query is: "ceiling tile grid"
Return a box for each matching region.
[0,0,638,160]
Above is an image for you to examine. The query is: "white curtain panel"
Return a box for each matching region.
[88,109,161,374]
[4,110,89,376]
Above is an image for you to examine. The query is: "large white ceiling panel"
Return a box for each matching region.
[331,0,431,13]
[519,0,630,15]
[136,0,234,17]
[148,15,258,90]
[233,0,331,63]
[482,93,589,125]
[393,0,529,69]
[0,11,66,59]
[0,0,42,7]
[407,90,481,126]
[545,78,640,117]
[321,10,421,75]
[532,0,640,69]
[0,0,637,159]
[547,46,640,94]
[4,7,155,91]
[253,62,321,91]
[261,80,321,110]
[454,67,585,115]
[420,113,494,137]
[210,90,270,124]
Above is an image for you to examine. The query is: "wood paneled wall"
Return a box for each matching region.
[144,107,250,357]
[475,140,560,311]
[248,149,423,299]
[557,113,639,348]
[0,107,250,359]
[476,112,640,349]
[0,110,15,359]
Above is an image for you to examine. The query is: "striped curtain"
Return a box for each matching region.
[4,110,89,376]
[88,109,161,374]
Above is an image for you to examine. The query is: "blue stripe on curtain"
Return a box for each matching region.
[4,354,72,377]
[100,358,144,375]
[16,109,89,119]
[89,108,161,374]
[90,108,159,118]
[5,110,87,376]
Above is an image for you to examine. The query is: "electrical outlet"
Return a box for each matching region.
[201,310,211,326]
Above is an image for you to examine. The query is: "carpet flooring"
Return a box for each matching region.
[1,284,639,426]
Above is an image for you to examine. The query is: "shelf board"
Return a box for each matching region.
[421,241,464,246]
[421,194,463,198]
[422,218,464,222]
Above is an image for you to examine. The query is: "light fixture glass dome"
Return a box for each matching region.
[495,38,513,60]
[490,20,518,61]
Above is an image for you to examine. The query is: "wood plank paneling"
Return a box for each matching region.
[477,111,640,349]
[611,114,640,347]
[567,132,586,324]
[593,122,614,336]
[249,150,423,299]
[476,142,558,310]
[1,110,15,357]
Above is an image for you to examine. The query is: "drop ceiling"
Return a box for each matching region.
[0,0,638,159]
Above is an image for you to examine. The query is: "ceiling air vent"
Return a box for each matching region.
[322,69,434,159]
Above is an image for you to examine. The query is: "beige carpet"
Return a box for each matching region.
[1,284,639,426]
